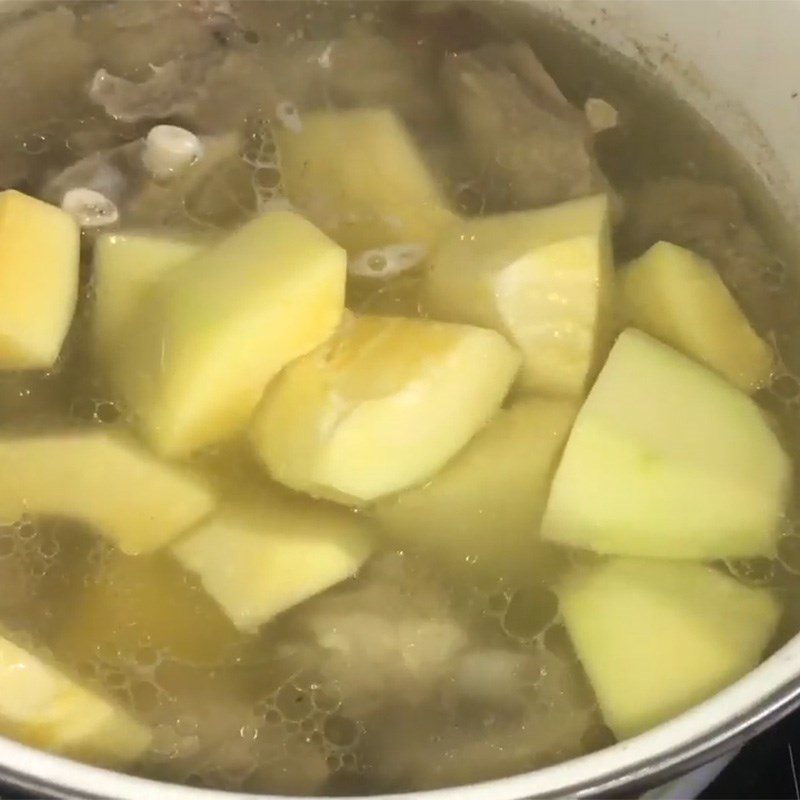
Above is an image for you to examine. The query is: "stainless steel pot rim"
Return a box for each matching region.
[3,633,800,800]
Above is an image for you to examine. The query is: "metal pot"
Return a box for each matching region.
[3,1,800,797]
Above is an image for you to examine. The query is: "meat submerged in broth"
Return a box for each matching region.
[440,41,608,210]
[0,1,796,795]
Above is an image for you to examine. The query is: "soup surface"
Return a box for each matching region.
[1,0,800,795]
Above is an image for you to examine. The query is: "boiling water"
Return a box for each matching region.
[1,0,800,795]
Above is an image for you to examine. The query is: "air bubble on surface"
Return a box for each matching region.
[263,707,282,726]
[240,120,268,168]
[240,116,290,213]
[325,753,342,771]
[251,698,270,717]
[21,132,50,156]
[300,716,316,733]
[96,640,123,664]
[37,536,60,560]
[761,258,787,292]
[151,723,184,759]
[455,181,487,215]
[69,396,121,425]
[323,713,359,748]
[771,372,799,401]
[309,729,324,747]
[132,679,161,714]
[275,682,314,721]
[349,243,427,280]
[239,723,259,741]
[16,519,37,542]
[311,683,341,713]
[103,668,129,690]
[502,586,559,642]
[95,400,121,424]
[253,165,281,191]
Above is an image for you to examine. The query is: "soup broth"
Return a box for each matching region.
[0,0,799,795]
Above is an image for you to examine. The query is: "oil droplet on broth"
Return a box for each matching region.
[323,714,359,748]
[502,586,559,642]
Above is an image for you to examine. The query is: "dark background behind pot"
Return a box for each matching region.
[0,715,798,800]
[702,710,800,799]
